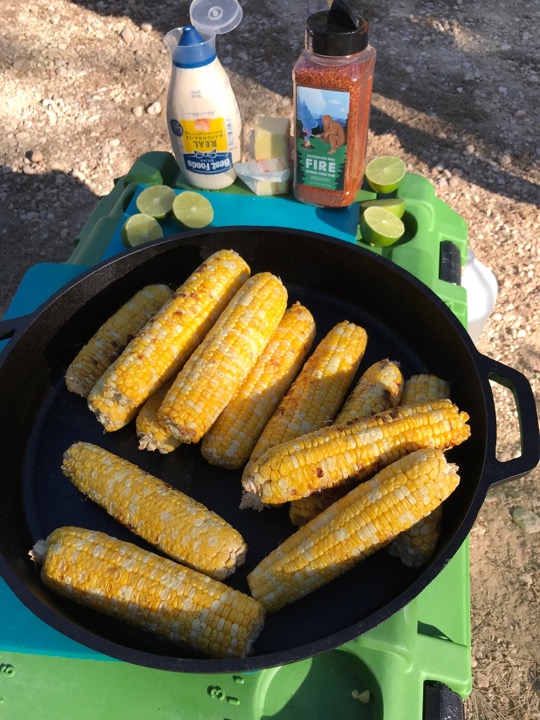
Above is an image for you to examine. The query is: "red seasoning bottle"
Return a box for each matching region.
[292,0,376,208]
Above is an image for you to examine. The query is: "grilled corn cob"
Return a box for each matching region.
[335,359,404,424]
[387,373,451,567]
[31,526,265,659]
[242,400,470,507]
[159,273,288,445]
[201,303,316,469]
[247,448,460,612]
[65,284,173,398]
[290,359,404,526]
[87,249,250,431]
[62,442,246,580]
[400,374,450,407]
[136,380,180,454]
[240,321,368,505]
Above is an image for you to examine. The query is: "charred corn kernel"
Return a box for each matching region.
[400,374,450,407]
[335,359,403,424]
[87,249,250,431]
[387,372,451,566]
[159,273,288,445]
[62,442,246,580]
[201,303,316,469]
[387,506,443,567]
[289,486,351,527]
[240,321,368,502]
[290,359,404,526]
[136,380,180,454]
[65,284,172,398]
[31,526,265,659]
[248,448,460,612]
[242,400,470,507]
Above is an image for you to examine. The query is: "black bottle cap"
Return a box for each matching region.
[306,0,368,57]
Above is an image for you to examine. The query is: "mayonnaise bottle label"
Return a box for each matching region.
[171,116,234,175]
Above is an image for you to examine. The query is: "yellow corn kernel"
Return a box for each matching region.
[387,372,451,566]
[240,321,368,502]
[136,380,180,454]
[62,442,246,580]
[65,284,172,398]
[335,359,403,424]
[87,249,250,431]
[242,400,470,507]
[32,526,265,659]
[159,273,288,445]
[247,448,460,612]
[387,507,443,567]
[400,374,450,407]
[201,303,316,469]
[290,358,403,526]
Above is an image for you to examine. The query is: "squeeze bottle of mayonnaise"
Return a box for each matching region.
[165,0,243,190]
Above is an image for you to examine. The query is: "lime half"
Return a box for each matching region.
[360,198,406,218]
[135,185,176,219]
[359,206,405,247]
[365,156,406,194]
[172,191,214,229]
[121,213,163,248]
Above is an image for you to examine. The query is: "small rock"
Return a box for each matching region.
[146,101,162,116]
[140,22,153,33]
[475,673,490,689]
[120,27,135,44]
[518,572,533,586]
[501,43,511,51]
[28,149,43,163]
[109,138,121,148]
[514,109,526,119]
[465,144,475,154]
[511,507,540,534]
[132,105,144,118]
[500,154,512,166]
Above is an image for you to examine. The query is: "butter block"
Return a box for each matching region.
[251,116,291,160]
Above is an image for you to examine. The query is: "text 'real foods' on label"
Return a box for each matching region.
[292,0,376,208]
[170,116,236,176]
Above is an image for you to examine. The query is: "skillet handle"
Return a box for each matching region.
[0,313,34,352]
[477,353,540,487]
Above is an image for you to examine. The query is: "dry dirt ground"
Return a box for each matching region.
[0,0,539,718]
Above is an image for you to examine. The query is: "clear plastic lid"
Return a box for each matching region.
[189,0,243,35]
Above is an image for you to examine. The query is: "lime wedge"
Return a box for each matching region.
[135,185,176,219]
[121,213,163,248]
[360,198,406,218]
[172,191,214,229]
[365,156,406,194]
[359,206,405,247]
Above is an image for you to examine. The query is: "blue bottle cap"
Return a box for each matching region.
[166,25,216,68]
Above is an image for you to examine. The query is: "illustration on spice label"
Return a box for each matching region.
[296,86,350,191]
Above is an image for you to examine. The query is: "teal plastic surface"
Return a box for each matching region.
[0,151,472,718]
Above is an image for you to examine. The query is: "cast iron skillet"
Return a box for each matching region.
[0,228,538,674]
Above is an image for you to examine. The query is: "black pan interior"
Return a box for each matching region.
[0,228,489,673]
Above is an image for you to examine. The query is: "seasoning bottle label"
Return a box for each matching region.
[295,86,350,191]
[173,116,234,175]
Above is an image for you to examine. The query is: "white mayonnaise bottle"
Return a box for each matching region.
[165,2,243,190]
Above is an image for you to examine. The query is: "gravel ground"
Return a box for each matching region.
[0,1,539,718]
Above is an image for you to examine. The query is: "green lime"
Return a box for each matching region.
[364,156,406,194]
[359,206,405,247]
[360,198,406,218]
[121,213,163,248]
[135,185,176,219]
[172,191,214,229]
